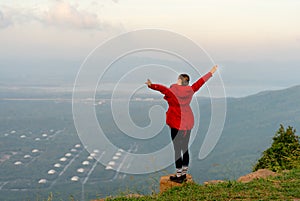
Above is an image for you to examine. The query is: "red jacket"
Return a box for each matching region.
[149,72,212,130]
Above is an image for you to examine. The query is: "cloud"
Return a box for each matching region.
[42,1,102,30]
[0,1,112,30]
[0,5,40,29]
[0,8,13,28]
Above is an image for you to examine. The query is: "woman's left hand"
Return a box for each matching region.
[210,65,218,74]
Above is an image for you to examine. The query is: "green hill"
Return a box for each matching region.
[190,85,300,182]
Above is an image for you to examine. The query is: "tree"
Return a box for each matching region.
[253,125,300,172]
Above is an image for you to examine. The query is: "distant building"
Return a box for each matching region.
[60,157,67,162]
[48,169,56,175]
[82,161,89,165]
[32,149,39,153]
[77,168,85,173]
[65,153,72,157]
[14,161,22,165]
[71,176,79,182]
[38,179,47,184]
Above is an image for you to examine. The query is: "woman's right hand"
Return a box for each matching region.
[210,65,218,74]
[145,79,152,87]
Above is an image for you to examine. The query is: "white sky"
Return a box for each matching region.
[0,0,300,96]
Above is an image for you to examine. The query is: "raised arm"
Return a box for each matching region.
[191,65,218,92]
[145,79,172,96]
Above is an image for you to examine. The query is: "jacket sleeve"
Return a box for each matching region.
[148,84,172,96]
[191,72,212,92]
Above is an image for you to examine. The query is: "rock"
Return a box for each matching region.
[237,169,278,183]
[204,180,225,185]
[160,174,193,193]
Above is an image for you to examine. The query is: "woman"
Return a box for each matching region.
[145,65,218,183]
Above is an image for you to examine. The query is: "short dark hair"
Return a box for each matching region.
[178,74,190,86]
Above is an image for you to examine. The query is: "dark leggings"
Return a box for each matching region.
[171,128,191,169]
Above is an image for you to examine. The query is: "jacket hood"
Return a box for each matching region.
[170,84,194,103]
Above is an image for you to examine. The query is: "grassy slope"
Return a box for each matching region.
[102,168,300,201]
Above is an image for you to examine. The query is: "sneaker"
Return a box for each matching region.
[181,174,187,180]
[169,175,184,183]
